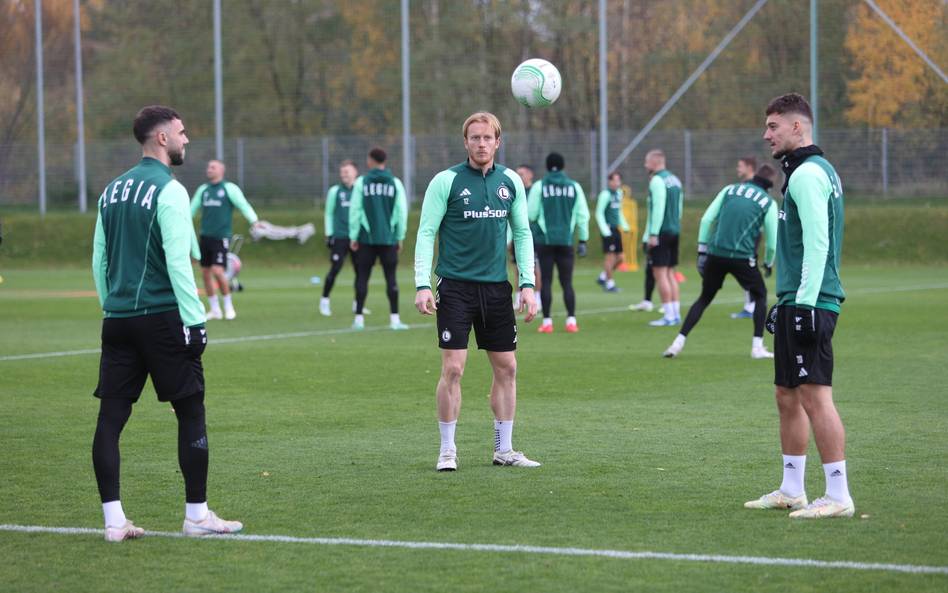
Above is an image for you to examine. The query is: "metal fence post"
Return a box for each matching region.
[684,129,691,199]
[590,130,598,197]
[882,127,888,199]
[321,135,329,210]
[237,137,244,190]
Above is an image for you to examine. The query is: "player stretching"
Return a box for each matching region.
[349,147,408,330]
[642,150,683,326]
[320,160,364,317]
[415,111,540,471]
[92,106,241,542]
[745,93,854,518]
[730,156,763,320]
[595,171,631,293]
[662,163,778,359]
[529,152,590,333]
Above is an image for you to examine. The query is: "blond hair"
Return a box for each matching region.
[462,111,502,139]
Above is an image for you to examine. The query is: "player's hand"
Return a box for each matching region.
[792,305,817,345]
[576,241,587,258]
[415,288,436,315]
[648,235,659,248]
[762,262,773,278]
[519,287,538,323]
[252,221,262,228]
[696,244,708,278]
[397,241,403,254]
[184,325,207,358]
[765,304,778,334]
[350,241,360,252]
[325,237,334,249]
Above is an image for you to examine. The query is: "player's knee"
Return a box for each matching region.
[441,361,464,383]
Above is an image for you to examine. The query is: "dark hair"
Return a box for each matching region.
[739,156,758,170]
[765,93,813,124]
[339,159,358,170]
[368,147,387,164]
[608,171,622,181]
[517,164,534,174]
[756,163,778,183]
[133,106,181,145]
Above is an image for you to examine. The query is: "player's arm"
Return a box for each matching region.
[527,182,542,223]
[507,172,535,289]
[225,182,259,225]
[763,200,778,266]
[414,172,452,313]
[617,189,630,232]
[789,164,833,309]
[697,187,726,244]
[348,176,365,243]
[595,190,611,236]
[647,176,666,239]
[573,183,590,242]
[324,185,338,237]
[392,178,408,242]
[92,195,108,309]
[158,180,206,327]
[189,184,206,219]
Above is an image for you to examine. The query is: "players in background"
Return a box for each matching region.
[663,164,778,359]
[348,147,409,330]
[529,152,590,333]
[414,111,539,471]
[595,171,631,293]
[642,150,683,326]
[745,93,854,518]
[190,159,261,320]
[511,164,541,309]
[730,155,763,320]
[92,106,241,542]
[320,160,365,317]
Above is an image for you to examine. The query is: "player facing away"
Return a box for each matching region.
[745,93,854,518]
[511,164,542,309]
[642,150,683,326]
[595,171,631,293]
[730,156,763,320]
[348,147,409,330]
[528,152,590,333]
[92,106,242,542]
[320,159,365,317]
[663,163,779,359]
[190,159,261,320]
[414,111,540,471]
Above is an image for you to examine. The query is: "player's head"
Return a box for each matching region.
[462,112,501,169]
[516,164,534,188]
[608,171,622,191]
[755,163,778,184]
[133,106,187,166]
[368,147,387,168]
[644,149,665,174]
[546,152,565,172]
[737,156,757,181]
[764,93,814,159]
[339,159,358,186]
[206,159,225,183]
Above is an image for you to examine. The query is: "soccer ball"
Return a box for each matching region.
[511,59,562,109]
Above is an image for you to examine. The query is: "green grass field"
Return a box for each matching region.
[1,264,947,591]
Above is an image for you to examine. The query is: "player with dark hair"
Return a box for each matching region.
[595,171,630,293]
[731,155,765,319]
[529,152,590,333]
[92,105,241,542]
[744,92,854,519]
[190,159,261,320]
[349,147,409,330]
[415,111,539,471]
[320,159,363,317]
[662,163,778,359]
[642,150,683,326]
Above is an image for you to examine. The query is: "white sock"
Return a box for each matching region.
[664,303,676,321]
[320,296,329,307]
[543,317,552,326]
[439,421,457,453]
[598,271,607,281]
[605,279,615,289]
[102,500,127,528]
[672,334,686,349]
[640,300,652,308]
[222,294,233,309]
[566,316,577,327]
[744,290,753,312]
[494,419,513,453]
[752,336,764,349]
[354,314,364,325]
[674,301,681,318]
[823,460,852,504]
[186,502,209,522]
[390,313,401,325]
[208,295,220,313]
[780,454,807,498]
[352,300,359,313]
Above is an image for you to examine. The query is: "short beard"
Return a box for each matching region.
[772,146,792,160]
[168,146,185,166]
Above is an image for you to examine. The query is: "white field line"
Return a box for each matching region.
[2,283,946,363]
[1,524,946,575]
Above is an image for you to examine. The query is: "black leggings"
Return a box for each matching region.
[355,262,399,315]
[537,245,575,318]
[643,243,655,301]
[92,392,208,504]
[680,256,767,338]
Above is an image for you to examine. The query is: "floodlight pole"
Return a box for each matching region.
[401,0,412,201]
[74,0,87,213]
[213,0,224,160]
[811,0,818,143]
[598,0,607,194]
[36,0,47,215]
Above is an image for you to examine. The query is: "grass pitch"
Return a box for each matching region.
[1,264,946,591]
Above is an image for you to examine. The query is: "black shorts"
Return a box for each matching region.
[353,243,398,267]
[329,237,351,264]
[774,306,837,388]
[95,310,205,402]
[702,254,766,296]
[647,233,679,267]
[601,226,624,254]
[200,236,229,268]
[436,277,517,352]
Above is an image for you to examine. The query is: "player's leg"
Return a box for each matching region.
[556,245,578,331]
[351,246,375,328]
[381,245,406,328]
[631,242,654,310]
[321,239,349,316]
[536,245,555,331]
[435,277,476,471]
[487,350,539,467]
[664,258,725,357]
[649,265,677,325]
[735,263,772,357]
[210,263,236,319]
[198,238,223,320]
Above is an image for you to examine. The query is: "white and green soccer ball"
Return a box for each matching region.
[511,59,561,109]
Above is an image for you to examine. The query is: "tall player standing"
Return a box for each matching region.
[414,111,540,471]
